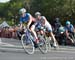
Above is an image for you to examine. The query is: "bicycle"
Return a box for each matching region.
[21,27,48,54]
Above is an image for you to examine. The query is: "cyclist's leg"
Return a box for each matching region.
[45,23,58,47]
[30,25,39,43]
[16,30,22,40]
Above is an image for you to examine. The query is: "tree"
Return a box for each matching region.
[31,0,75,24]
[0,0,75,24]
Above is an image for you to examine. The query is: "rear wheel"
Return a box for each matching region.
[38,34,48,54]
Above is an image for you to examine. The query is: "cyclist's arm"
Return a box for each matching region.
[65,29,73,40]
[71,25,75,32]
[65,30,69,37]
[41,16,46,26]
[27,14,33,29]
[66,29,74,43]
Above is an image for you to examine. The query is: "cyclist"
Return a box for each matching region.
[65,21,75,43]
[19,8,35,29]
[30,12,58,47]
[53,17,62,33]
[57,26,66,45]
[18,8,35,40]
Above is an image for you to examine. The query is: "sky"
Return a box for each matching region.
[0,0,10,3]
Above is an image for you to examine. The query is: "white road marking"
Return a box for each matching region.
[0,42,15,46]
[1,43,75,51]
[0,47,75,54]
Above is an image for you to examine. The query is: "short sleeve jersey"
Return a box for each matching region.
[20,13,30,23]
[65,24,74,33]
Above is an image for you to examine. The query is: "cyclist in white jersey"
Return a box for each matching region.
[30,12,58,47]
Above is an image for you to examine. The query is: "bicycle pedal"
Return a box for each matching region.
[33,41,38,48]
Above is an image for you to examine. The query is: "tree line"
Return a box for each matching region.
[0,0,75,25]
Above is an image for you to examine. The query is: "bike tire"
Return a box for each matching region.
[21,34,35,54]
[38,34,48,54]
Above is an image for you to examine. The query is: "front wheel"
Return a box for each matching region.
[21,34,35,54]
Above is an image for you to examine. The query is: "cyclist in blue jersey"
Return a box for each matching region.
[65,21,75,43]
[19,8,35,29]
[18,8,35,40]
[53,18,62,33]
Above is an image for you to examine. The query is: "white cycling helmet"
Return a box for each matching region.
[35,12,41,16]
[19,8,26,14]
[66,21,71,25]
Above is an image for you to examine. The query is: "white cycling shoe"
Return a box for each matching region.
[53,43,59,48]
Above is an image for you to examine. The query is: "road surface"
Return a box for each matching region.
[0,38,75,60]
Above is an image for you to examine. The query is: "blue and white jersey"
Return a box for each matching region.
[20,13,31,23]
[35,16,45,26]
[65,24,74,33]
[34,16,52,32]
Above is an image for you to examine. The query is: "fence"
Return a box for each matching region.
[0,28,17,39]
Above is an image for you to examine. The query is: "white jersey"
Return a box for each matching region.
[45,20,52,31]
[41,16,52,32]
[33,16,52,32]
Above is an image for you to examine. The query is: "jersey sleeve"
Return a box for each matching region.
[27,13,31,16]
[71,24,74,31]
[71,24,74,28]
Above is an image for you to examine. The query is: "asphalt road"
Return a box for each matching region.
[0,38,75,60]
